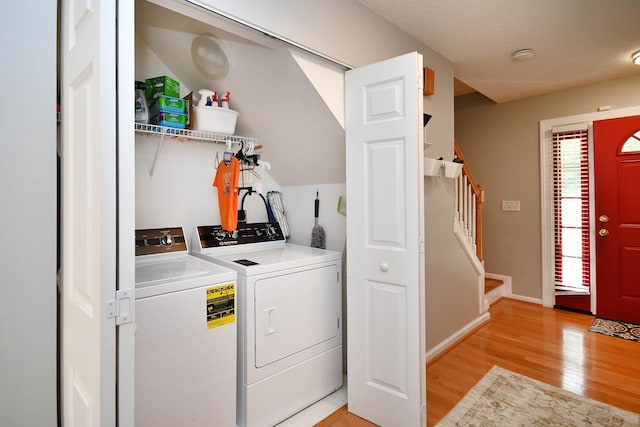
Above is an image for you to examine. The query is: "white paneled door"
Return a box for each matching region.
[61,0,118,425]
[345,52,426,427]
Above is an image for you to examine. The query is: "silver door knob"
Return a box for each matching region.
[380,262,389,272]
[598,229,609,237]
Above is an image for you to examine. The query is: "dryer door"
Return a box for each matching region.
[254,265,339,368]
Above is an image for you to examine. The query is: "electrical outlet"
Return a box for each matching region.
[502,200,521,211]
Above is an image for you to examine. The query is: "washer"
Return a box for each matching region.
[192,222,343,427]
[135,227,237,427]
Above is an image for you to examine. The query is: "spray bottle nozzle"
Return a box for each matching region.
[197,89,216,107]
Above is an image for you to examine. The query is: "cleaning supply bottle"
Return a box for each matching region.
[134,81,149,123]
[197,89,216,107]
[221,92,230,109]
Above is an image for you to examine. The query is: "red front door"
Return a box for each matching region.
[594,115,640,323]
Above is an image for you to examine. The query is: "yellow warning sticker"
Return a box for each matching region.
[206,283,235,329]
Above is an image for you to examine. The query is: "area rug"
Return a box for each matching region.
[436,366,640,426]
[589,318,640,342]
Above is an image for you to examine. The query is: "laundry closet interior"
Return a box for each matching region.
[135,0,347,239]
[133,0,348,426]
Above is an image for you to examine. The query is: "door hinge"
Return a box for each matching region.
[106,288,134,325]
[421,403,426,423]
[419,237,425,254]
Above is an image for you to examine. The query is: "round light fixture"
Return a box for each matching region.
[632,50,640,65]
[191,35,230,79]
[511,48,535,61]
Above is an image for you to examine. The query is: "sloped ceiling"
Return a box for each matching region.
[136,0,346,185]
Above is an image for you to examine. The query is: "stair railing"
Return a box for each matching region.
[454,140,484,262]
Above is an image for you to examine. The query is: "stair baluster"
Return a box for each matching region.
[454,141,484,262]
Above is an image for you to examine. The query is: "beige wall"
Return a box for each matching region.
[455,74,640,300]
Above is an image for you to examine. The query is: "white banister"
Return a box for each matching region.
[454,168,480,259]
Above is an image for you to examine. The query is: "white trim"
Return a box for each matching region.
[485,273,508,298]
[184,0,353,70]
[551,122,589,133]
[425,312,490,363]
[506,293,543,305]
[117,1,136,425]
[540,105,640,310]
[587,125,597,315]
[454,218,486,315]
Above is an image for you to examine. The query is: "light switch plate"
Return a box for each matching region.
[502,200,520,211]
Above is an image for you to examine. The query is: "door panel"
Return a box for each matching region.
[367,281,408,397]
[618,162,640,224]
[346,52,425,427]
[367,140,406,248]
[594,115,640,323]
[61,0,117,425]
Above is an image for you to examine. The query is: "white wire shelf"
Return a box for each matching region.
[134,122,257,145]
[134,122,259,178]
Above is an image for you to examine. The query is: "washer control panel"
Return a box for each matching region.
[135,227,187,256]
[197,222,285,249]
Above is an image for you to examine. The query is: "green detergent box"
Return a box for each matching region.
[148,95,186,116]
[145,76,180,101]
[150,111,187,129]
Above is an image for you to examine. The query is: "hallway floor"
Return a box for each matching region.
[312,298,640,426]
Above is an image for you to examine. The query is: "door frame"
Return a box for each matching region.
[539,105,640,311]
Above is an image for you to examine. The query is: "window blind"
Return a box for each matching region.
[552,129,590,292]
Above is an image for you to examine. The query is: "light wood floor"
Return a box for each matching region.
[315,298,640,427]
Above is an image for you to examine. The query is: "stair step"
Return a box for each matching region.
[485,277,504,294]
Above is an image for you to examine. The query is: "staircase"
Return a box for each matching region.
[485,277,505,305]
[455,141,505,307]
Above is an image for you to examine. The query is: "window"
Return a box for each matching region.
[620,130,640,153]
[552,129,590,293]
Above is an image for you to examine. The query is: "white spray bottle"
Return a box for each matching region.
[197,89,216,107]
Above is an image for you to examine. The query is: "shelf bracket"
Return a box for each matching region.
[149,131,166,178]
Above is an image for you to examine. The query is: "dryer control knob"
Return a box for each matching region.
[159,234,173,247]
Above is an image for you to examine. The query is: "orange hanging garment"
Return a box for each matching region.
[213,157,240,231]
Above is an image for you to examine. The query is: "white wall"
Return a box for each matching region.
[0,1,57,426]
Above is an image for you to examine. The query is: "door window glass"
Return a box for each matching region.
[620,130,640,153]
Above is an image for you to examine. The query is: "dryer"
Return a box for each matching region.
[135,227,237,427]
[192,222,343,427]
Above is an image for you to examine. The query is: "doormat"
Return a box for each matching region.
[435,366,640,426]
[589,318,640,342]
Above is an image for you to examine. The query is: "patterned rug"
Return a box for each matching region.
[436,366,640,426]
[589,318,640,342]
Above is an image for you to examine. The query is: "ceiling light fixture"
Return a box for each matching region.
[632,50,640,65]
[511,48,535,61]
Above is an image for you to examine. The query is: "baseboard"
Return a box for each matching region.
[506,294,543,304]
[426,312,491,364]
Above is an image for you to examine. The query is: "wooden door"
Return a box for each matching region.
[594,115,640,323]
[345,52,426,427]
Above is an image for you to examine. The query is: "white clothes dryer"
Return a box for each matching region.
[135,227,237,427]
[192,222,343,427]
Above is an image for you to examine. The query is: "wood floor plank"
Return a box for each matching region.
[317,298,640,427]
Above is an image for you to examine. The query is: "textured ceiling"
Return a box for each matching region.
[357,0,640,103]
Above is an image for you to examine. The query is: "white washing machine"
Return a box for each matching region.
[135,227,237,427]
[192,222,343,427]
